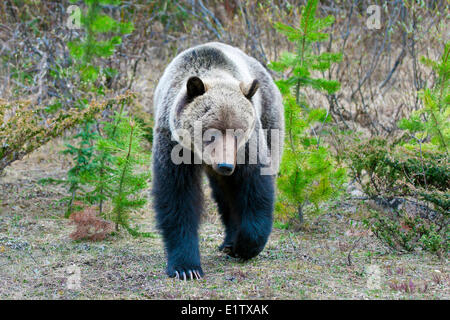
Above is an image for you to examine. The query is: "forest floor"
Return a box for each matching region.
[0,139,448,300]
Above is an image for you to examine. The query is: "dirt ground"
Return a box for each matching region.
[0,140,448,300]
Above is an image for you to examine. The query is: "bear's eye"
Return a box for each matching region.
[203,135,215,146]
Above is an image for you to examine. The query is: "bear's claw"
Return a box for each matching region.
[169,267,203,280]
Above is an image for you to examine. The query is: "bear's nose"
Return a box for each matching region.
[217,163,234,175]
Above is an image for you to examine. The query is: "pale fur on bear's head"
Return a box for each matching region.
[171,76,259,175]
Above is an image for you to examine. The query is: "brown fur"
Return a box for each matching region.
[174,80,256,157]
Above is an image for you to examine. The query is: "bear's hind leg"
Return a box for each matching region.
[232,168,275,260]
[207,174,239,254]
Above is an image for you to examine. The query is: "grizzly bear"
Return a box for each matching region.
[152,42,284,280]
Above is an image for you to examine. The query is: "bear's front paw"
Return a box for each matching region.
[167,265,204,280]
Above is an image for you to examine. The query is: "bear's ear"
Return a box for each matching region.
[187,76,206,99]
[240,79,259,100]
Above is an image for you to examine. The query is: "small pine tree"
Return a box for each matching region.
[39,1,151,238]
[62,120,98,217]
[99,111,151,236]
[85,99,128,215]
[61,0,134,216]
[269,0,346,221]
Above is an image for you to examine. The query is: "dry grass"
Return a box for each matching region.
[0,140,448,300]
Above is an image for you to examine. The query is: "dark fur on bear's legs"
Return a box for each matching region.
[208,165,274,260]
[233,166,274,260]
[207,173,239,254]
[152,131,204,280]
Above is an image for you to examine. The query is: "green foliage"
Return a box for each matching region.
[152,0,191,31]
[269,0,342,99]
[346,137,448,255]
[58,0,134,216]
[365,210,448,254]
[346,138,401,198]
[95,108,151,236]
[39,2,151,237]
[346,44,449,255]
[398,42,449,153]
[419,227,448,254]
[40,95,152,237]
[62,120,98,217]
[269,0,346,221]
[67,0,134,88]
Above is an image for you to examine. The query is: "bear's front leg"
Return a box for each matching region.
[152,136,204,280]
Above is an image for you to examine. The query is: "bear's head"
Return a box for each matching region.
[171,76,259,176]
